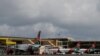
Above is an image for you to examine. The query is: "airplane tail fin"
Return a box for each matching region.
[28,31,42,45]
[91,42,96,48]
[76,42,80,48]
[34,30,41,45]
[36,30,41,40]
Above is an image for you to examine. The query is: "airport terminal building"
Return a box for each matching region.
[0,36,100,49]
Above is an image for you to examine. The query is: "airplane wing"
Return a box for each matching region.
[10,44,29,51]
[31,44,41,50]
[79,49,87,52]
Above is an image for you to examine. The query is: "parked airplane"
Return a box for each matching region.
[9,31,42,55]
[71,42,90,54]
[87,42,96,54]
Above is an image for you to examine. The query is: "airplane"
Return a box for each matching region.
[9,31,42,55]
[71,42,88,54]
[86,42,96,54]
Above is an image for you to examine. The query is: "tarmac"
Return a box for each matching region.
[1,54,100,56]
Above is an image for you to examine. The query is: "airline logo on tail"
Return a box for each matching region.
[37,30,41,40]
[35,30,41,45]
[28,30,42,45]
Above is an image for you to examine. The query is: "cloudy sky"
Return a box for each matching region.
[0,0,100,40]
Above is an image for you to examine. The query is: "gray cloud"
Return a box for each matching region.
[0,0,100,40]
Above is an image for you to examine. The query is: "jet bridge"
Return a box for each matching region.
[0,38,16,45]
